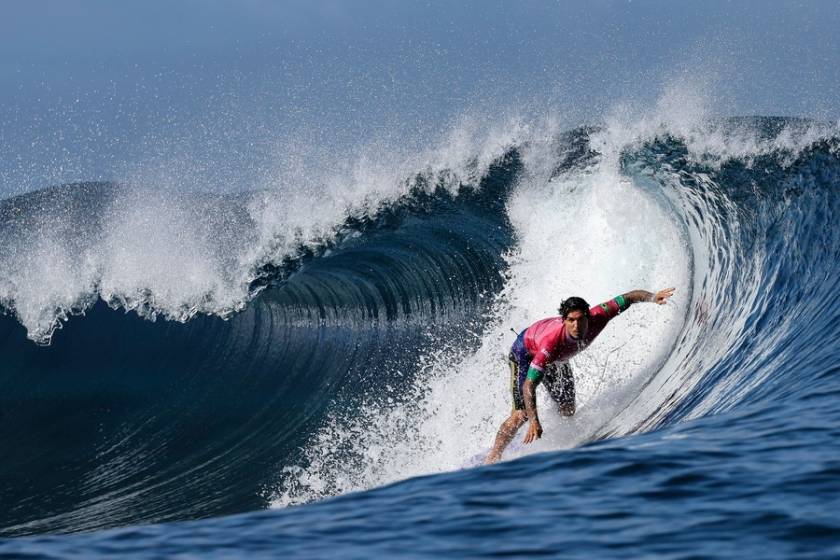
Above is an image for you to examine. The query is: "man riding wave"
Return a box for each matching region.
[484,288,675,464]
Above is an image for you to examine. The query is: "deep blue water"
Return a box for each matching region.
[1,117,839,558]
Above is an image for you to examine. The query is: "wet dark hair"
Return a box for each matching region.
[558,297,590,318]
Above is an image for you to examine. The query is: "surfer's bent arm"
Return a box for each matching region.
[523,366,543,443]
[524,375,540,422]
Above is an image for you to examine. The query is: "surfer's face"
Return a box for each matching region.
[564,310,588,339]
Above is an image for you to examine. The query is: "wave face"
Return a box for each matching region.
[602,117,840,434]
[1,115,839,557]
[0,152,522,534]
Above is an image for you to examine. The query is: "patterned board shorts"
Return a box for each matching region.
[509,331,576,416]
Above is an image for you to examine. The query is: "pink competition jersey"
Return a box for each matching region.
[523,298,624,371]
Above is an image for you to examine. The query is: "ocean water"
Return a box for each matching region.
[1,109,839,558]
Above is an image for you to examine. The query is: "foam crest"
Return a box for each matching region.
[0,116,522,344]
[97,189,253,322]
[246,115,527,270]
[0,225,98,341]
[598,76,838,168]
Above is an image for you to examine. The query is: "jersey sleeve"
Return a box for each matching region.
[529,347,551,373]
[590,295,629,324]
[529,328,564,376]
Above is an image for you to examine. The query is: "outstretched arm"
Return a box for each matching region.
[622,287,675,306]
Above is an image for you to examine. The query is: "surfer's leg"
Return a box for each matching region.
[485,410,527,464]
[485,355,529,464]
[544,362,576,416]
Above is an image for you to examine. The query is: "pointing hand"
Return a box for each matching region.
[654,287,675,305]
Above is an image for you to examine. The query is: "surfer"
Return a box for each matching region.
[484,288,675,464]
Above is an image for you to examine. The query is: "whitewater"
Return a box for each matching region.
[1,89,839,558]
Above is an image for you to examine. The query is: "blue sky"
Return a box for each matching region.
[1,0,838,196]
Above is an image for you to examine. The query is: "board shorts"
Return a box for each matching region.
[509,330,576,416]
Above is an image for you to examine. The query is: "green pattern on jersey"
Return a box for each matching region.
[615,294,627,310]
